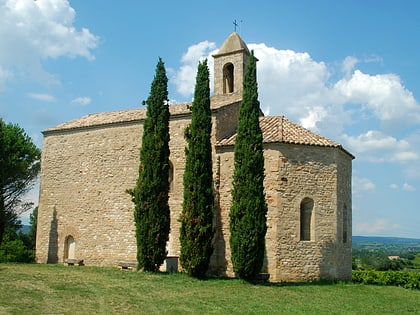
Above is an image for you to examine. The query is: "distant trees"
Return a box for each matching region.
[229,51,268,280]
[353,249,406,271]
[0,119,40,246]
[130,58,171,272]
[180,60,214,278]
[0,205,38,263]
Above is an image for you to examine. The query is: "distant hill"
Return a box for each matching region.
[19,225,30,234]
[352,236,420,253]
[353,236,420,245]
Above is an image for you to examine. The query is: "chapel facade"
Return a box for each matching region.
[36,32,354,282]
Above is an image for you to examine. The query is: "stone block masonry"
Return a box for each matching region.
[36,32,353,281]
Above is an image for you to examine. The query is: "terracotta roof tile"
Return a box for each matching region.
[44,103,191,133]
[43,94,243,133]
[43,101,353,157]
[216,116,353,157]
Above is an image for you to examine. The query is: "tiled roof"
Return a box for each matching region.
[216,116,353,157]
[43,103,191,133]
[43,94,243,133]
[43,101,353,157]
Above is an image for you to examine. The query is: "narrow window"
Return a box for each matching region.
[64,235,75,260]
[343,205,348,243]
[300,198,314,241]
[168,161,174,192]
[223,63,234,94]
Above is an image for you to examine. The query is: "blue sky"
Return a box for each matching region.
[1,0,420,238]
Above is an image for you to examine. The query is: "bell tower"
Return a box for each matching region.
[212,32,250,96]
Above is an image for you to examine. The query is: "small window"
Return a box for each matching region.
[223,63,234,94]
[64,235,75,260]
[168,161,174,192]
[343,205,348,243]
[300,198,314,241]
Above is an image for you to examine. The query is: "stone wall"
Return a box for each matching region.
[37,108,352,281]
[213,142,352,281]
[36,122,141,265]
[36,114,191,265]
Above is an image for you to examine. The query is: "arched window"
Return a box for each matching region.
[223,63,234,94]
[64,235,75,260]
[300,198,314,241]
[168,161,174,192]
[343,204,348,243]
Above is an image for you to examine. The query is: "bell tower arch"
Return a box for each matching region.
[213,32,250,96]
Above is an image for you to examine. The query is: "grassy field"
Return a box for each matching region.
[1,264,419,314]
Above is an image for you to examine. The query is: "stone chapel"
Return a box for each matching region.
[36,32,354,282]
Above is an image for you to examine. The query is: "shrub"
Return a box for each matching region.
[0,239,34,263]
[353,270,420,290]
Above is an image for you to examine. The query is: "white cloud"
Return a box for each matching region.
[0,0,99,88]
[174,41,420,133]
[172,40,217,97]
[28,92,55,102]
[249,43,331,119]
[355,219,401,235]
[390,183,399,190]
[389,183,416,191]
[342,130,418,163]
[300,106,327,130]
[402,183,416,192]
[342,56,358,77]
[335,70,420,127]
[173,40,420,173]
[71,96,91,106]
[353,177,375,195]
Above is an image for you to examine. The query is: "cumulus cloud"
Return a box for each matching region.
[389,183,416,191]
[353,177,375,195]
[0,0,99,88]
[172,40,217,97]
[402,183,416,192]
[342,56,359,77]
[173,39,420,172]
[342,130,418,162]
[335,70,420,127]
[28,92,55,102]
[71,96,91,106]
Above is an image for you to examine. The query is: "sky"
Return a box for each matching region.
[1,0,420,238]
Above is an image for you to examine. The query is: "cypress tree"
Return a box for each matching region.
[229,51,268,280]
[180,60,214,278]
[131,58,170,272]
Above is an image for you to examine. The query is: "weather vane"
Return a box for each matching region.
[233,19,243,33]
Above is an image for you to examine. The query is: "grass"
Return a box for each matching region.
[1,264,420,314]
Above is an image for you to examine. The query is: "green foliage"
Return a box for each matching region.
[353,249,408,271]
[0,239,34,263]
[0,119,41,245]
[353,270,420,290]
[28,206,38,249]
[0,206,37,262]
[130,58,171,272]
[229,51,268,281]
[180,60,214,278]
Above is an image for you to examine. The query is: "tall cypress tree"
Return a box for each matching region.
[180,60,214,278]
[229,51,268,281]
[131,58,170,272]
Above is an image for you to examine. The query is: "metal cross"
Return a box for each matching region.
[233,19,238,32]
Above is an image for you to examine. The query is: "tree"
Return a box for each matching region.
[28,206,38,249]
[229,51,268,281]
[0,119,40,246]
[130,58,171,272]
[180,60,214,278]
